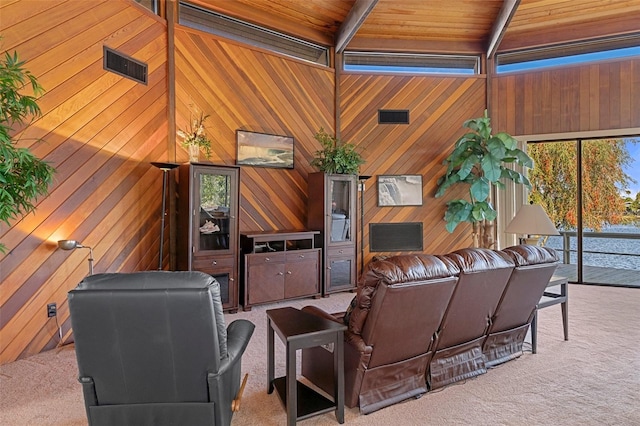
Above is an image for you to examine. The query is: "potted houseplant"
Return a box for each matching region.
[177,110,212,162]
[310,128,364,174]
[435,110,533,248]
[0,48,55,254]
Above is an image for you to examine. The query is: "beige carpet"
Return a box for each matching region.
[1,284,639,425]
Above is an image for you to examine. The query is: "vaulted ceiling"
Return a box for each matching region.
[186,0,640,58]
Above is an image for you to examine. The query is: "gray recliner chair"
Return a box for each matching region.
[68,271,254,426]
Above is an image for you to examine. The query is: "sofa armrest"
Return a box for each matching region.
[345,330,372,354]
[301,305,344,324]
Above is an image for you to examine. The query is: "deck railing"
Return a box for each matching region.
[557,231,640,264]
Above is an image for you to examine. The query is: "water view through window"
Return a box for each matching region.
[528,137,640,287]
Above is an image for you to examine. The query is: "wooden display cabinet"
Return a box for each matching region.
[307,172,357,295]
[240,231,321,310]
[177,163,240,312]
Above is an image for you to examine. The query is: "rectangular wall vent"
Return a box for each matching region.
[369,222,423,252]
[378,109,410,124]
[103,46,148,85]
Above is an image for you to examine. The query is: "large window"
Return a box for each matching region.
[497,35,640,73]
[344,52,479,75]
[527,137,640,287]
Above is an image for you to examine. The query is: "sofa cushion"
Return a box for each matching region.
[348,254,458,335]
[501,244,559,266]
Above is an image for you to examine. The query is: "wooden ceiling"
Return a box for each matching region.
[186,0,640,56]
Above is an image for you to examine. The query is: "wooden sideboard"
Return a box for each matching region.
[240,231,321,310]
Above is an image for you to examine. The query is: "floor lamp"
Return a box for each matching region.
[151,162,180,270]
[358,175,372,276]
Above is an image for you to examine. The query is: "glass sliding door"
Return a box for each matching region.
[527,137,640,287]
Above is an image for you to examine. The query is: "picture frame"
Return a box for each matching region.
[377,174,423,206]
[236,130,294,169]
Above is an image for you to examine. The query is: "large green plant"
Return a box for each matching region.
[310,128,364,175]
[435,111,533,234]
[0,48,55,253]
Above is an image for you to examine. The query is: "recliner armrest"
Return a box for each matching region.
[301,305,344,323]
[216,319,255,376]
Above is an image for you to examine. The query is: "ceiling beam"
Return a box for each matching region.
[486,0,521,59]
[335,0,378,53]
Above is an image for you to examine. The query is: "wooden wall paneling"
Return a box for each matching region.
[1,84,167,358]
[0,0,169,364]
[174,27,335,236]
[492,58,640,135]
[619,61,632,128]
[1,1,109,51]
[340,72,486,263]
[633,59,640,125]
[578,66,591,131]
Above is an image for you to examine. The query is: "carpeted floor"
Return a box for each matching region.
[1,284,639,425]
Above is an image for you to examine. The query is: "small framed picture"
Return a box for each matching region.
[377,174,423,206]
[236,130,294,169]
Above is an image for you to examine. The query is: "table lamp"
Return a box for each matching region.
[505,202,559,245]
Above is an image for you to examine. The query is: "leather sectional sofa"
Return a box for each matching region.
[301,245,558,414]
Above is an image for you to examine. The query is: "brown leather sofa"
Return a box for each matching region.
[301,253,459,414]
[301,245,558,414]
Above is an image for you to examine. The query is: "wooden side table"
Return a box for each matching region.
[531,274,569,353]
[267,307,346,425]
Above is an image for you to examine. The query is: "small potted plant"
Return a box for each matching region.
[177,110,212,162]
[310,128,364,175]
[435,110,533,248]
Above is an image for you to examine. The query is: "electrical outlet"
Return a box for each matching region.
[47,303,57,318]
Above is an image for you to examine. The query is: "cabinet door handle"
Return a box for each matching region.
[298,254,305,258]
[327,266,332,270]
[265,257,270,262]
[230,278,234,281]
[338,250,344,254]
[211,260,217,266]
[286,271,292,274]
[278,272,284,276]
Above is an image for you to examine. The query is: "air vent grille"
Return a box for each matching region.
[103,47,148,85]
[370,222,423,252]
[378,109,410,124]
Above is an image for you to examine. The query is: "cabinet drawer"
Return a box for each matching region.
[193,256,235,270]
[285,249,320,263]
[326,246,355,257]
[247,252,285,266]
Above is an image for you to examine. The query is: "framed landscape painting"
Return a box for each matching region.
[236,130,294,169]
[377,174,423,206]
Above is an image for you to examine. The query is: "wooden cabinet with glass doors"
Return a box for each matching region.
[307,172,357,295]
[177,163,240,312]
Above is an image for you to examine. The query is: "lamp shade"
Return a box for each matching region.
[505,204,559,236]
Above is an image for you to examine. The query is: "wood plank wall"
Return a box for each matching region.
[491,58,640,135]
[341,74,487,264]
[174,27,335,232]
[0,0,168,364]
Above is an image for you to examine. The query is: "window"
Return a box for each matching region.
[178,2,329,66]
[344,52,479,75]
[134,0,158,14]
[497,35,640,73]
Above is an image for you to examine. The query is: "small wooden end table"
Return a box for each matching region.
[267,307,346,425]
[531,274,569,353]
